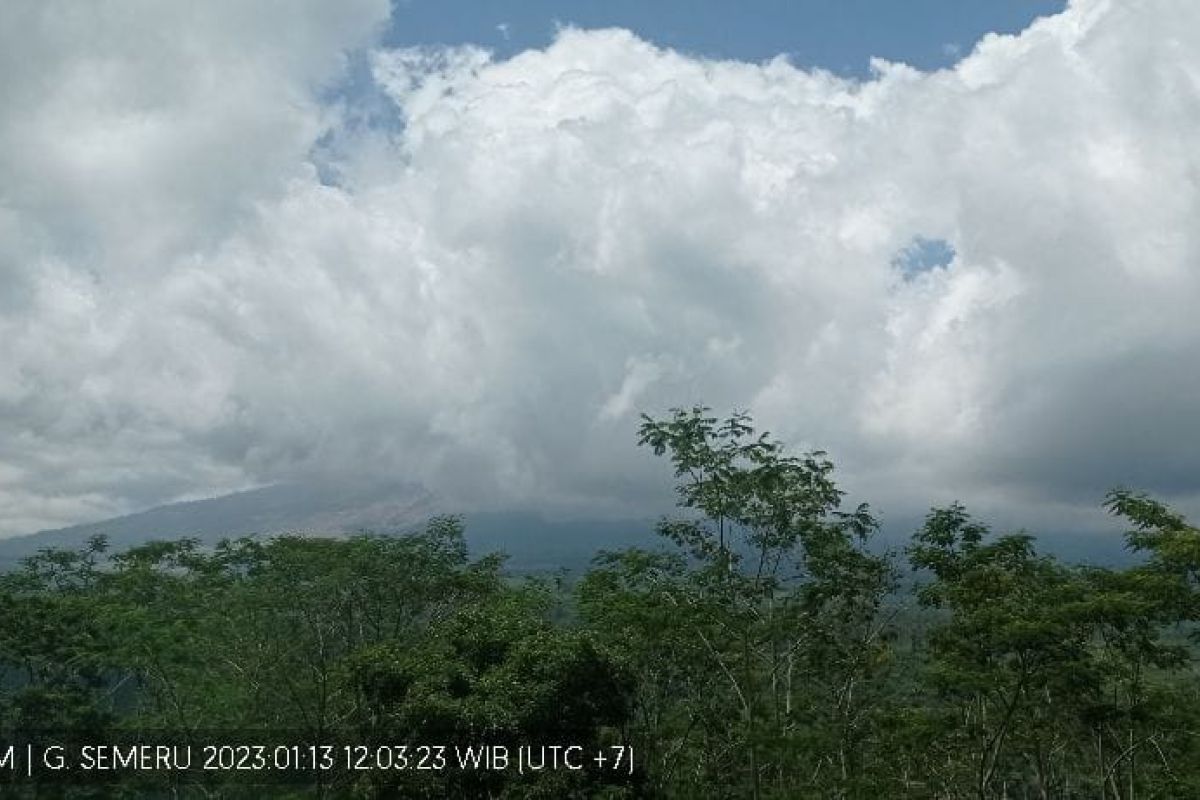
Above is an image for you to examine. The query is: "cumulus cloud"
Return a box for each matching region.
[1,0,1198,536]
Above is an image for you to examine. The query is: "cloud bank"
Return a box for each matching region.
[1,0,1198,536]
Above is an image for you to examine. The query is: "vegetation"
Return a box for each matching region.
[2,407,1199,798]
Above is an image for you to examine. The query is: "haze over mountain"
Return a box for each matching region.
[0,482,659,573]
[0,481,1133,574]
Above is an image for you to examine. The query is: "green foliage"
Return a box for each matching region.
[3,411,1200,799]
[347,585,634,798]
[904,502,1200,798]
[1,518,634,798]
[577,407,898,798]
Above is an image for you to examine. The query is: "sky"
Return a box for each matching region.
[1,0,1198,540]
[383,0,1067,74]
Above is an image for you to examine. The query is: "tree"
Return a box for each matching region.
[582,407,896,798]
[907,499,1200,799]
[347,581,635,798]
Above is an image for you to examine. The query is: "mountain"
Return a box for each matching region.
[0,482,658,574]
[0,482,1133,574]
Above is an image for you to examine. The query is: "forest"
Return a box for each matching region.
[2,408,1199,799]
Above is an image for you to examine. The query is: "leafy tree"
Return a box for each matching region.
[0,536,115,736]
[347,582,635,798]
[907,500,1200,799]
[908,505,1101,797]
[5,413,1200,799]
[583,407,896,798]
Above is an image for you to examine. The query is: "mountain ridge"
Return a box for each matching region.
[0,482,659,573]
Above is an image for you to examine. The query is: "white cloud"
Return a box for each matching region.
[1,0,1198,536]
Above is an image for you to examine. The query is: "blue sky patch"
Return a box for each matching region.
[384,0,1066,76]
[893,236,955,280]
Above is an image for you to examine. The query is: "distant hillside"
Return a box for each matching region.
[0,482,659,574]
[0,481,1133,574]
